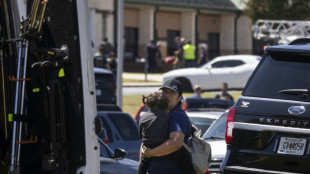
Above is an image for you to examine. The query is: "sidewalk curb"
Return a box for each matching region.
[123,83,162,87]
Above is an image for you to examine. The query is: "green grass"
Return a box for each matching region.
[123,78,159,83]
[123,91,242,118]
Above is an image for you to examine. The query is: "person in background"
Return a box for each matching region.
[99,37,114,59]
[173,37,185,69]
[183,41,196,68]
[108,51,117,80]
[197,43,208,67]
[215,82,234,102]
[146,39,159,73]
[192,85,202,98]
[156,42,163,72]
[93,51,110,70]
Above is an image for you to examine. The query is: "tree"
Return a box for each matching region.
[244,0,310,22]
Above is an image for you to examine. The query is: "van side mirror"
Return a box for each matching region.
[113,148,127,160]
[94,116,103,136]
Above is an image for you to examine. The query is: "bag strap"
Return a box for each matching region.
[183,142,192,153]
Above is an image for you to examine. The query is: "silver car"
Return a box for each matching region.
[187,108,226,135]
[202,110,228,174]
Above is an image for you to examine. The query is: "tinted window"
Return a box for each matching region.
[203,113,227,140]
[189,117,217,134]
[95,73,115,86]
[243,53,310,101]
[107,113,140,140]
[211,60,244,68]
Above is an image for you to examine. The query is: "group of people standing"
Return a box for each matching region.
[192,83,234,102]
[173,36,209,70]
[94,38,117,79]
[145,36,209,73]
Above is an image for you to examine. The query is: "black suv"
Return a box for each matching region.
[221,38,310,174]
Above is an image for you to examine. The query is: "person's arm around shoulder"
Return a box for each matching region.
[142,131,184,157]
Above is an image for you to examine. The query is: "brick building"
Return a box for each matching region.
[88,0,252,71]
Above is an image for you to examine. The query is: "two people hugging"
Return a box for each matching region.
[138,79,197,174]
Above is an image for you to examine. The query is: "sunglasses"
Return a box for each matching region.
[142,95,148,104]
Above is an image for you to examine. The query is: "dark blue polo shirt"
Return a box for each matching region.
[169,106,192,144]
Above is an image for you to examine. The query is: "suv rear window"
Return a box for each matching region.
[107,113,140,140]
[243,52,310,101]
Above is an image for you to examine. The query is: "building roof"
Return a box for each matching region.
[125,0,241,12]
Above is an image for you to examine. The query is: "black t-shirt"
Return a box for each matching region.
[139,109,169,148]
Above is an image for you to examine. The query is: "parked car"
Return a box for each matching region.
[99,138,139,173]
[202,110,228,174]
[94,67,116,104]
[162,55,261,92]
[135,97,234,124]
[221,38,310,173]
[187,108,226,135]
[182,97,234,111]
[97,111,141,161]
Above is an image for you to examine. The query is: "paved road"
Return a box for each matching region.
[123,86,160,95]
[122,73,162,95]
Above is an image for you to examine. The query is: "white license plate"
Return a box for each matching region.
[277,137,306,156]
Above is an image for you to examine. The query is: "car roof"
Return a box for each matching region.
[94,67,113,74]
[186,111,224,119]
[210,54,261,63]
[97,104,122,111]
[266,44,310,54]
[183,98,234,110]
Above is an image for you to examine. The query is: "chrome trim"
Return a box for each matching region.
[209,162,222,165]
[307,142,310,155]
[288,106,306,115]
[273,139,279,152]
[225,166,301,174]
[239,96,310,105]
[234,122,310,134]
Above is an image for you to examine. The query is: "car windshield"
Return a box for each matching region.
[243,52,310,101]
[107,113,140,141]
[203,113,227,140]
[189,117,217,135]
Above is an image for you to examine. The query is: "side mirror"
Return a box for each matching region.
[113,148,127,160]
[94,116,103,136]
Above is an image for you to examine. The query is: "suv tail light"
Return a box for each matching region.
[225,107,236,144]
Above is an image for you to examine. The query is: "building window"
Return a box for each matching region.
[208,33,220,60]
[124,27,138,62]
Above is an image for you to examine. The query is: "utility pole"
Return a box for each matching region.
[116,0,124,108]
